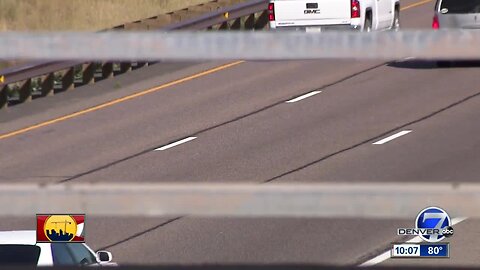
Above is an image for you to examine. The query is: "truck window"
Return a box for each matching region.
[440,0,480,13]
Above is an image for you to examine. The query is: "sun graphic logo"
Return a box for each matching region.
[37,214,85,243]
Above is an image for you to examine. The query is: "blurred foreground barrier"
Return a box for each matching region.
[0,30,477,61]
[0,182,476,218]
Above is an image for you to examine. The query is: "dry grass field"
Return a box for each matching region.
[0,0,211,31]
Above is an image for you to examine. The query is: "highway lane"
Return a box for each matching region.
[0,59,383,183]
[69,57,480,184]
[275,61,480,183]
[101,217,412,265]
[2,0,476,266]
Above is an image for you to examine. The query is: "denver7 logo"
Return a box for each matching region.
[416,207,451,242]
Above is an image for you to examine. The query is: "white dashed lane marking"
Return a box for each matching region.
[286,91,322,103]
[154,137,197,151]
[373,130,412,145]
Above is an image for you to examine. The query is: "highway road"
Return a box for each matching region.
[1,0,479,267]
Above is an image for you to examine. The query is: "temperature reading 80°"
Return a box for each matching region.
[428,246,443,255]
[392,243,449,258]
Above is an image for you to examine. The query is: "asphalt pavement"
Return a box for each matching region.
[1,0,478,267]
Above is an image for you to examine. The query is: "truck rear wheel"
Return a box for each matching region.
[392,8,400,31]
[364,16,372,32]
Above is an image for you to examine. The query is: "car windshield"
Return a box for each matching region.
[0,245,40,265]
[440,0,480,13]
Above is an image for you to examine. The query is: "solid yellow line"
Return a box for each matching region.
[0,61,244,140]
[401,0,432,11]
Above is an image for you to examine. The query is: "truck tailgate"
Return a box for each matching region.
[274,0,351,25]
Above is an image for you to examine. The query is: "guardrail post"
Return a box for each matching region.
[0,85,8,109]
[219,21,229,30]
[18,79,32,103]
[41,73,54,97]
[133,62,148,69]
[102,63,114,79]
[83,63,95,85]
[254,11,269,30]
[231,18,241,30]
[61,68,75,92]
[120,63,132,74]
[244,14,255,30]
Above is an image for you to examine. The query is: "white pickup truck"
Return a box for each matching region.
[268,0,400,32]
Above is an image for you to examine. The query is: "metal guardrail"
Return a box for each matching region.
[0,0,269,109]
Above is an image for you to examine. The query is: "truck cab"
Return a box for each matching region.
[268,0,400,32]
